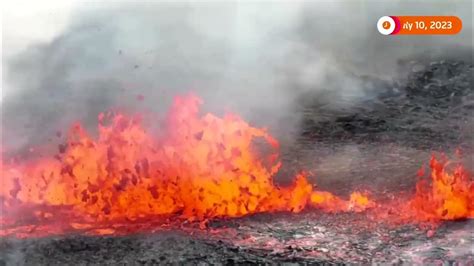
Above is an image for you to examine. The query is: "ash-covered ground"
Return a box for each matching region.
[1,60,473,264]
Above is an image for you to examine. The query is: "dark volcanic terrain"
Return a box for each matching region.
[1,214,473,264]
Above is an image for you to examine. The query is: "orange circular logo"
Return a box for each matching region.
[377,16,396,35]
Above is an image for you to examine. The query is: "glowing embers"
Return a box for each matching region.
[1,93,372,237]
[409,154,474,221]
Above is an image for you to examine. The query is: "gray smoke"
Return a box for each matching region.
[1,0,472,155]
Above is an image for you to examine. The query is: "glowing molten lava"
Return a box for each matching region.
[409,154,474,221]
[1,93,373,237]
[1,93,471,238]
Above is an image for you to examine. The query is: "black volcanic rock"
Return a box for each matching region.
[299,60,473,150]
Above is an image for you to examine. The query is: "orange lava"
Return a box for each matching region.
[1,93,472,238]
[409,154,474,221]
[1,93,373,237]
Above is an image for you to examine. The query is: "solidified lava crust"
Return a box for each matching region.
[1,213,473,264]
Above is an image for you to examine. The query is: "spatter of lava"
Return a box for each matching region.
[0,93,472,238]
[409,154,474,221]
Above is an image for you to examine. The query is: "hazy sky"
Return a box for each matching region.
[2,0,85,101]
[1,0,471,154]
[2,0,471,101]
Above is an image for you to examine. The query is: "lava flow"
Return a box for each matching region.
[1,93,374,237]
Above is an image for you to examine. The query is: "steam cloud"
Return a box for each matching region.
[1,0,472,155]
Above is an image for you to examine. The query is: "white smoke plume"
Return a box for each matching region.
[1,0,472,155]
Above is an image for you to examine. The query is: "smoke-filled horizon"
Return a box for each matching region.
[1,0,472,154]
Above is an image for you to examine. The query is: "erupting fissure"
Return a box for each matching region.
[1,93,472,238]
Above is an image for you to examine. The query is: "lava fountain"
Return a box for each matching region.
[1,93,376,237]
[1,93,472,238]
